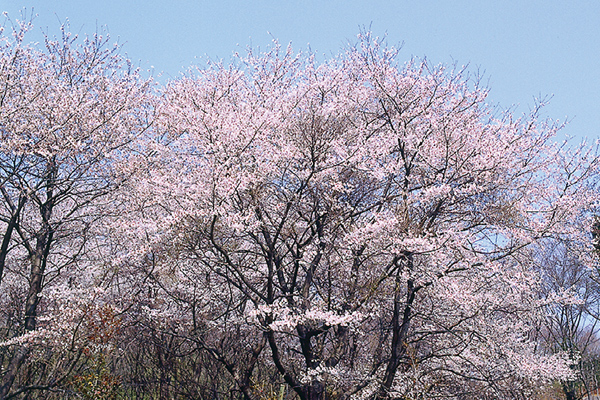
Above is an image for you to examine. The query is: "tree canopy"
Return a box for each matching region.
[0,25,599,400]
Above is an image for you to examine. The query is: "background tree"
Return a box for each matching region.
[0,19,152,399]
[534,144,600,400]
[538,240,600,400]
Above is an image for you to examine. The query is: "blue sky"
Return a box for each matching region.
[1,1,599,144]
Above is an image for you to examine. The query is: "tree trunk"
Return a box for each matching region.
[0,346,28,399]
[562,382,576,400]
[375,253,415,400]
[306,380,325,400]
[0,189,53,398]
[0,195,25,287]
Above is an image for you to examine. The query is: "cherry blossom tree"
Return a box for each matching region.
[0,19,597,399]
[538,208,600,400]
[0,20,152,398]
[537,240,600,400]
[126,35,598,400]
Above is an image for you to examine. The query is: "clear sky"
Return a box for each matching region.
[1,1,599,144]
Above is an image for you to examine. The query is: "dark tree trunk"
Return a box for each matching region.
[0,163,55,399]
[375,253,415,400]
